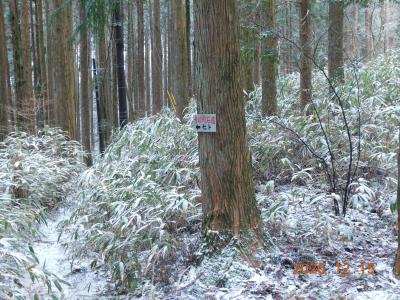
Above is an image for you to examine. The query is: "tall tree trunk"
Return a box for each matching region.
[137,0,146,117]
[193,0,261,236]
[240,26,254,93]
[287,0,294,73]
[152,0,162,114]
[93,58,105,153]
[145,6,151,115]
[299,0,312,111]
[21,0,34,130]
[261,0,278,116]
[365,6,373,60]
[328,0,344,83]
[253,9,261,85]
[394,127,400,278]
[98,26,111,149]
[163,9,169,107]
[114,0,128,126]
[35,0,47,127]
[111,36,118,128]
[349,2,359,60]
[170,0,189,120]
[30,0,37,95]
[50,0,76,139]
[167,1,172,108]
[127,0,135,121]
[45,0,54,126]
[79,0,92,164]
[0,0,12,139]
[185,0,192,97]
[9,0,23,126]
[381,0,387,53]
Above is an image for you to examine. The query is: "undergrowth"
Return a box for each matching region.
[0,128,85,299]
[64,51,399,293]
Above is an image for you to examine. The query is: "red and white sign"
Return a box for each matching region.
[193,114,217,132]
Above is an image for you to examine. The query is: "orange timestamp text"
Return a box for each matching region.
[293,261,376,276]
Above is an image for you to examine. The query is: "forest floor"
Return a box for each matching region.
[26,179,400,299]
[158,181,400,300]
[22,205,112,299]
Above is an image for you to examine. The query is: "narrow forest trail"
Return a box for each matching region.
[25,207,112,299]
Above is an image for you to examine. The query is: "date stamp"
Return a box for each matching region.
[293,261,377,276]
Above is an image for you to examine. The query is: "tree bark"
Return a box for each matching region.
[170,0,189,120]
[97,25,111,150]
[127,0,135,121]
[193,0,261,236]
[21,0,34,130]
[79,0,92,164]
[145,10,151,115]
[9,0,23,126]
[299,0,312,111]
[137,0,146,117]
[163,9,168,107]
[114,0,128,126]
[45,0,54,126]
[261,0,278,116]
[365,6,373,60]
[328,0,344,83]
[0,0,12,139]
[35,0,47,127]
[349,2,359,60]
[152,0,162,114]
[93,58,105,153]
[50,0,76,139]
[185,0,192,97]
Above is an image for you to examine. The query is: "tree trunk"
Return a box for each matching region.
[137,0,146,117]
[0,0,12,139]
[111,37,118,128]
[328,0,344,83]
[365,6,373,60]
[145,11,151,115]
[170,0,189,120]
[381,0,387,53]
[287,0,294,74]
[50,0,76,139]
[93,58,105,153]
[253,10,261,85]
[394,128,400,278]
[79,0,92,164]
[261,0,278,116]
[35,0,47,127]
[163,9,168,107]
[114,0,128,126]
[299,0,312,111]
[9,0,23,126]
[152,0,162,114]
[97,25,111,150]
[240,26,254,93]
[30,0,37,95]
[21,0,34,130]
[193,0,261,236]
[45,0,54,126]
[185,0,192,97]
[127,0,135,121]
[349,3,359,60]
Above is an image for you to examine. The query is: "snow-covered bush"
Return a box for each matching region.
[247,50,399,212]
[65,110,201,292]
[0,128,85,298]
[65,50,400,294]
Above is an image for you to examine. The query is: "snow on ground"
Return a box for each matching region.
[24,206,114,299]
[146,181,400,300]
